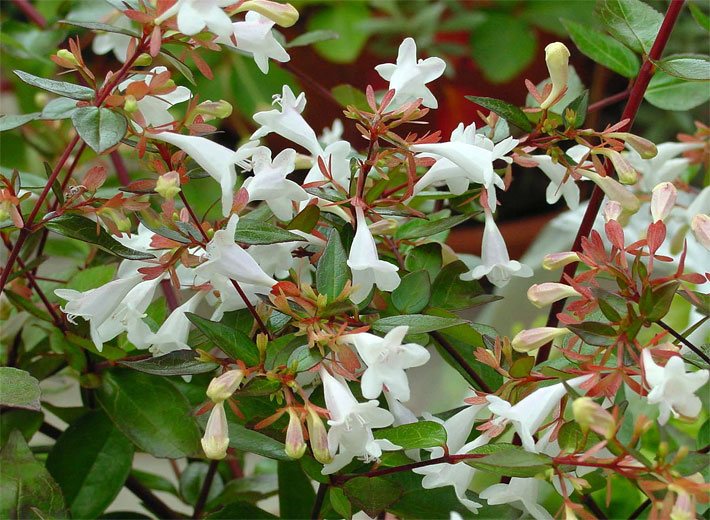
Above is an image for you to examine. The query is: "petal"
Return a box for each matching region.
[177,3,206,35]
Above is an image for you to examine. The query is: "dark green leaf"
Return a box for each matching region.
[0,113,40,132]
[0,367,41,411]
[227,421,290,461]
[14,70,95,100]
[643,281,679,322]
[286,204,320,233]
[316,229,350,300]
[597,0,663,54]
[392,270,431,314]
[40,97,79,120]
[180,462,224,506]
[655,55,710,81]
[568,322,617,346]
[0,430,66,518]
[235,220,304,245]
[562,19,640,78]
[343,477,402,518]
[328,487,352,518]
[286,345,322,372]
[208,501,277,519]
[430,260,490,310]
[207,474,277,508]
[59,19,141,37]
[386,471,480,519]
[465,96,533,132]
[689,3,710,32]
[372,314,467,334]
[466,443,553,477]
[119,350,219,376]
[331,84,370,111]
[277,462,315,519]
[374,421,447,449]
[509,356,535,378]
[186,313,260,366]
[46,411,134,519]
[0,410,43,448]
[131,470,178,496]
[645,71,710,110]
[404,243,442,281]
[307,2,370,63]
[45,214,154,260]
[97,370,202,458]
[71,106,127,153]
[4,289,52,322]
[470,13,536,83]
[287,30,339,48]
[234,378,281,397]
[679,290,710,317]
[395,214,470,240]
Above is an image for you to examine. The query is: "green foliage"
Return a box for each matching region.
[226,421,290,461]
[316,229,351,300]
[656,55,710,81]
[277,462,316,519]
[119,350,219,376]
[14,69,94,100]
[374,421,447,449]
[391,270,431,313]
[235,220,305,245]
[466,443,553,477]
[180,462,224,506]
[307,2,370,63]
[343,477,403,517]
[568,321,618,346]
[644,70,710,110]
[0,367,41,411]
[465,96,533,132]
[186,313,260,365]
[372,314,467,334]
[71,106,127,153]
[562,19,640,78]
[395,214,470,240]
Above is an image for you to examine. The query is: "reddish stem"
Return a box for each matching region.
[12,0,47,28]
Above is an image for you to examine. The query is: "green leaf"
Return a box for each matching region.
[568,321,618,346]
[509,355,535,378]
[643,281,679,322]
[235,220,304,245]
[343,477,403,518]
[307,2,370,63]
[59,19,141,37]
[227,421,290,461]
[0,431,66,518]
[597,0,663,54]
[372,314,467,334]
[331,84,370,111]
[45,214,154,260]
[286,345,323,372]
[179,462,224,506]
[395,214,470,240]
[160,48,196,85]
[208,501,277,519]
[328,487,352,518]
[0,410,43,448]
[645,71,710,110]
[655,55,710,81]
[287,30,339,48]
[430,260,492,310]
[71,106,127,153]
[0,367,41,411]
[470,13,536,83]
[131,470,179,496]
[566,90,589,128]
[186,313,260,366]
[316,229,350,300]
[391,270,431,314]
[404,243,442,281]
[465,96,533,132]
[119,350,219,376]
[97,370,202,458]
[67,264,118,292]
[14,69,95,100]
[0,113,40,132]
[374,421,447,449]
[277,462,315,519]
[46,411,134,519]
[235,378,281,397]
[689,3,710,32]
[40,97,79,120]
[466,443,553,477]
[562,19,640,78]
[286,204,320,233]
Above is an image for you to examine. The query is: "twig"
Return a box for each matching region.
[658,319,709,364]
[582,495,607,519]
[110,150,131,186]
[192,460,218,519]
[431,331,492,393]
[628,498,651,519]
[126,475,184,519]
[310,482,328,520]
[279,62,341,109]
[12,0,47,28]
[587,88,631,114]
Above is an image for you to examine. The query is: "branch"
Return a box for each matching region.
[192,460,218,519]
[126,475,185,519]
[310,482,328,520]
[431,331,492,393]
[658,319,709,364]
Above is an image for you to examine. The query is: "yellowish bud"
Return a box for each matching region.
[511,326,569,352]
[580,170,640,215]
[542,251,579,270]
[527,282,580,308]
[234,0,299,27]
[124,95,139,114]
[201,402,229,460]
[306,407,332,464]
[285,408,307,460]
[134,53,153,67]
[540,42,570,110]
[155,171,181,199]
[57,49,79,67]
[572,397,616,439]
[195,100,233,120]
[206,369,244,402]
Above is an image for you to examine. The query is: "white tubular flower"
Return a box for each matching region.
[207,275,273,321]
[232,0,299,27]
[207,369,245,402]
[341,326,430,402]
[642,349,709,425]
[527,283,580,308]
[691,213,710,250]
[479,478,553,520]
[527,145,589,210]
[319,119,344,147]
[195,215,277,287]
[304,140,352,188]
[540,42,570,110]
[247,230,322,279]
[320,368,397,475]
[201,401,230,460]
[347,207,401,304]
[118,67,191,128]
[149,131,260,217]
[92,14,133,62]
[413,405,489,513]
[374,37,446,109]
[461,208,533,288]
[626,141,704,191]
[217,12,289,73]
[242,148,308,221]
[146,291,207,355]
[650,182,677,222]
[252,86,322,156]
[156,0,234,39]
[511,326,570,353]
[579,170,640,215]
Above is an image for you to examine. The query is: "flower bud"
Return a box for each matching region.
[285,408,307,460]
[594,148,637,185]
[603,201,623,223]
[56,49,79,67]
[195,100,233,120]
[201,402,229,460]
[670,491,695,520]
[234,0,299,27]
[542,251,579,270]
[155,171,181,199]
[134,53,153,67]
[306,406,332,464]
[691,213,710,250]
[294,154,314,170]
[124,95,139,114]
[650,182,677,222]
[527,283,580,308]
[572,397,616,439]
[581,170,640,215]
[206,369,244,402]
[540,42,570,110]
[609,133,657,159]
[511,326,569,352]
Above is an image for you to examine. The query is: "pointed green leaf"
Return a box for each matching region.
[14,70,95,100]
[372,314,467,334]
[235,220,304,245]
[562,19,640,78]
[465,96,533,132]
[597,0,663,54]
[119,350,219,376]
[392,270,431,314]
[395,214,470,240]
[71,106,127,153]
[374,421,447,449]
[0,367,41,411]
[317,229,350,300]
[186,313,260,366]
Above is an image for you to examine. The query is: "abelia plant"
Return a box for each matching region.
[0,0,708,519]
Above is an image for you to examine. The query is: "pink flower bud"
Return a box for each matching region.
[611,133,657,159]
[650,182,677,222]
[581,170,640,215]
[201,402,229,460]
[527,283,580,308]
[511,327,569,352]
[206,369,244,402]
[542,251,579,270]
[691,214,710,250]
[285,408,307,460]
[306,406,332,464]
[540,42,570,110]
[594,148,638,185]
[603,201,623,222]
[572,397,616,439]
[155,171,181,199]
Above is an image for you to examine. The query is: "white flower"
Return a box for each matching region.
[195,215,277,287]
[375,37,446,109]
[201,401,230,460]
[347,207,400,304]
[145,291,207,355]
[217,12,289,73]
[320,368,397,474]
[626,142,704,191]
[252,86,322,156]
[461,208,533,288]
[304,140,352,188]
[527,145,589,210]
[247,230,323,279]
[149,131,260,217]
[119,67,192,128]
[413,405,489,513]
[242,148,308,221]
[642,349,708,425]
[92,13,133,62]
[156,0,234,39]
[207,369,245,402]
[342,326,430,402]
[527,283,580,308]
[691,213,710,250]
[206,275,273,321]
[479,478,553,520]
[319,119,344,147]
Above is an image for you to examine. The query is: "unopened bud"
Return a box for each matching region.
[542,251,579,270]
[511,326,569,352]
[206,369,244,402]
[581,170,640,215]
[234,0,299,27]
[368,218,397,235]
[610,133,658,159]
[285,408,307,459]
[527,283,580,308]
[670,490,695,520]
[134,53,153,67]
[0,201,11,222]
[201,402,229,460]
[196,100,233,120]
[650,182,677,222]
[155,171,181,199]
[564,505,579,520]
[691,213,710,250]
[124,95,139,114]
[572,397,616,439]
[594,148,637,185]
[294,154,314,170]
[603,201,623,223]
[306,406,332,464]
[540,42,570,110]
[57,49,79,67]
